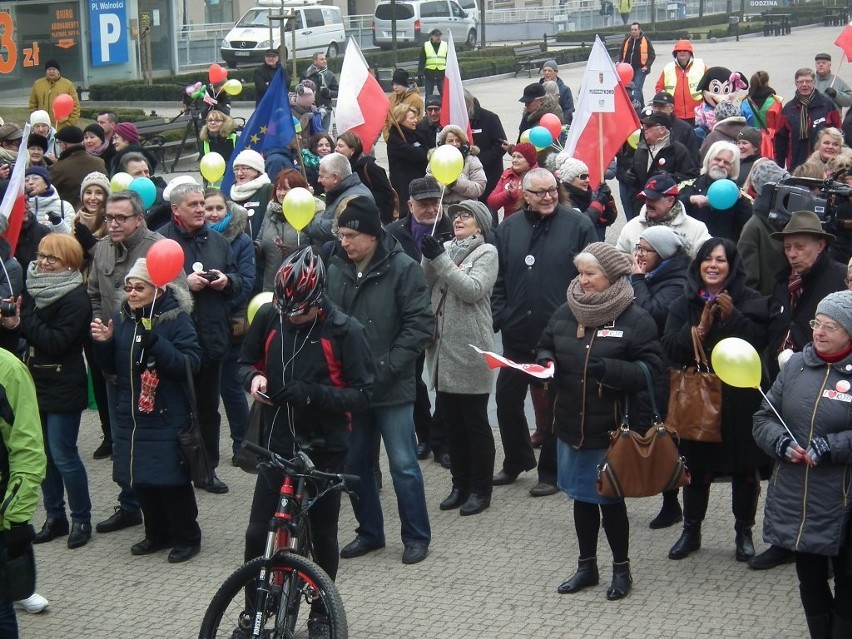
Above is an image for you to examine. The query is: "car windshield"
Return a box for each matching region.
[375,3,415,20]
[236,9,271,27]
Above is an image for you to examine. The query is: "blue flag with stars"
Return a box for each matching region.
[221,67,295,193]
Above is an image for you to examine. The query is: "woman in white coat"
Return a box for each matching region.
[427,125,487,215]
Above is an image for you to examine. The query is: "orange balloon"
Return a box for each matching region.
[616,63,634,85]
[52,94,74,121]
[209,63,228,85]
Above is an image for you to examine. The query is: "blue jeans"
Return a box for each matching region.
[346,404,431,547]
[220,342,248,455]
[105,380,140,513]
[41,411,91,523]
[632,68,647,105]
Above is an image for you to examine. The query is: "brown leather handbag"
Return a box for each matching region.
[665,326,723,443]
[597,362,691,499]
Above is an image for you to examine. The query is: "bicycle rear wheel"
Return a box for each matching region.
[199,553,348,639]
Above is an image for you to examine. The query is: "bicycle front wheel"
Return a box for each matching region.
[199,553,348,639]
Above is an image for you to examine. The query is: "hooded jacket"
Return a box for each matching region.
[29,188,74,234]
[214,201,256,313]
[736,185,787,296]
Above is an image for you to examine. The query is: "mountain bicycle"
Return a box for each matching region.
[198,441,358,639]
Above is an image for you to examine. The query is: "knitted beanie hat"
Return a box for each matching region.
[29,110,51,127]
[125,258,156,287]
[583,242,632,281]
[80,172,111,199]
[512,142,538,168]
[554,155,589,183]
[749,159,789,195]
[714,99,741,121]
[738,127,762,150]
[113,122,140,144]
[541,59,559,72]
[337,196,382,237]
[640,226,686,260]
[232,149,266,175]
[815,290,852,336]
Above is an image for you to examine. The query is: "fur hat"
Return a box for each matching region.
[27,133,48,152]
[583,242,632,281]
[55,126,84,144]
[519,83,546,103]
[25,166,51,187]
[554,155,588,183]
[447,200,492,235]
[512,142,538,168]
[232,149,266,176]
[125,258,156,287]
[392,69,410,86]
[29,110,51,127]
[84,123,106,143]
[44,59,60,71]
[714,99,741,121]
[80,172,111,198]
[737,127,762,150]
[438,124,469,146]
[113,122,140,144]
[815,290,852,336]
[337,196,382,237]
[640,226,686,260]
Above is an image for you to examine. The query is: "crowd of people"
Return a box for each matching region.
[1,30,852,639]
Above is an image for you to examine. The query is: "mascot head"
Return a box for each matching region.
[697,67,749,107]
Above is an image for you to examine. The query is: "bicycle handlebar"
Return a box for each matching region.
[241,440,361,489]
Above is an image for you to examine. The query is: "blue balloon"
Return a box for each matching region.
[528,125,553,150]
[129,176,157,210]
[706,178,739,210]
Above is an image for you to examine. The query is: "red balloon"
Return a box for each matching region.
[208,63,228,85]
[146,239,185,287]
[540,113,562,140]
[616,63,634,85]
[52,94,74,122]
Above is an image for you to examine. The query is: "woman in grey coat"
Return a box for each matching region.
[420,200,498,517]
[753,290,852,639]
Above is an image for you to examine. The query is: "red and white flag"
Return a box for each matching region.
[834,22,852,61]
[440,30,472,142]
[0,124,30,253]
[336,38,389,154]
[561,36,640,188]
[469,344,555,379]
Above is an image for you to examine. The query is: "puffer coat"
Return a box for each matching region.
[753,346,852,556]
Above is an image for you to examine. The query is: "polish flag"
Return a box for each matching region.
[0,123,30,253]
[469,344,555,379]
[834,22,852,61]
[440,31,472,141]
[561,36,640,188]
[336,38,390,154]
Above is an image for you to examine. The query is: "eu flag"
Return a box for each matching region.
[221,67,295,193]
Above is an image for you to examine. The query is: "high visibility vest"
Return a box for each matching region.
[662,60,704,103]
[621,35,649,67]
[423,41,448,71]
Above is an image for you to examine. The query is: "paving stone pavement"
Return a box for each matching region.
[11,24,845,639]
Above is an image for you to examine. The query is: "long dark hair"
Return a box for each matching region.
[687,237,746,298]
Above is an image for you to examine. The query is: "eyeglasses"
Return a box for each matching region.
[452,211,474,221]
[576,173,590,180]
[123,284,150,293]
[634,244,657,255]
[36,252,60,265]
[105,214,136,224]
[525,187,558,198]
[809,319,843,333]
[338,230,362,241]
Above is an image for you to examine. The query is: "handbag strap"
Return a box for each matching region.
[183,356,198,415]
[691,326,711,372]
[635,360,661,423]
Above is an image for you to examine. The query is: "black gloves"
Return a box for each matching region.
[420,234,445,260]
[47,210,63,225]
[74,221,97,253]
[2,523,35,558]
[274,380,317,406]
[807,436,831,465]
[825,87,838,98]
[321,87,331,98]
[586,358,606,380]
[594,182,611,204]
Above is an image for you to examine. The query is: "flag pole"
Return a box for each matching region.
[831,55,844,88]
[598,112,605,185]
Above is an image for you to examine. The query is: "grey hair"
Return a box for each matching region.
[119,152,150,172]
[702,140,741,180]
[107,190,145,216]
[522,167,556,190]
[573,251,603,272]
[169,183,205,206]
[320,152,352,179]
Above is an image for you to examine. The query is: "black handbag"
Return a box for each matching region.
[232,400,266,474]
[1,545,36,602]
[178,357,214,489]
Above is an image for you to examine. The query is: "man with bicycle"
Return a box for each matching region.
[239,246,373,637]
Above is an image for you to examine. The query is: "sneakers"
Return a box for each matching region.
[96,506,143,533]
[14,593,49,614]
[307,616,331,639]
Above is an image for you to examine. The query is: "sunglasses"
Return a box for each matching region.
[123,284,150,293]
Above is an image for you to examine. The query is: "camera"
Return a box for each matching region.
[0,300,17,317]
[202,272,219,283]
[768,177,852,232]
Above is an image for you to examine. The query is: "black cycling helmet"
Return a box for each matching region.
[273,246,325,318]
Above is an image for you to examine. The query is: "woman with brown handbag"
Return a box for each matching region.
[662,237,772,563]
[536,242,662,601]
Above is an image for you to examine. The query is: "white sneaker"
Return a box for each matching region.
[14,593,49,613]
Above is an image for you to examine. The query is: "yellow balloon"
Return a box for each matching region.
[283,187,316,231]
[711,337,762,389]
[519,129,531,144]
[110,172,133,193]
[200,152,226,183]
[627,129,641,150]
[223,79,243,96]
[429,145,464,185]
[247,292,274,325]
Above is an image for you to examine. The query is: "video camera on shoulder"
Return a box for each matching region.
[768,176,852,233]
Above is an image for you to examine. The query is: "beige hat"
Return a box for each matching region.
[125,258,156,287]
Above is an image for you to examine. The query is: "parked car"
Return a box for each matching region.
[221,0,345,68]
[372,0,478,50]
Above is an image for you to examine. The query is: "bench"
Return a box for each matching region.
[137,114,200,173]
[823,8,848,25]
[513,44,548,78]
[376,61,423,93]
[554,33,621,51]
[762,12,792,36]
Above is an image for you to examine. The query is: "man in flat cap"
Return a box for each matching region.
[813,53,852,113]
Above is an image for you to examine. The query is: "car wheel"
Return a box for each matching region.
[466,30,477,48]
[327,42,339,58]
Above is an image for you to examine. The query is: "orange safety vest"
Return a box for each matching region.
[660,58,706,120]
[621,36,649,67]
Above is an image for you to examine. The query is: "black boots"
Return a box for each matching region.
[606,561,632,601]
[668,520,702,559]
[557,557,599,594]
[806,613,832,639]
[649,489,683,529]
[735,520,755,562]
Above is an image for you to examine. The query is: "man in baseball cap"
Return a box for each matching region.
[650,90,700,159]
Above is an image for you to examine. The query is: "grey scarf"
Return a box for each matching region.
[565,276,635,337]
[447,234,482,263]
[26,262,84,309]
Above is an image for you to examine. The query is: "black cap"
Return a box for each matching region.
[815,52,832,62]
[430,28,442,36]
[425,95,441,109]
[409,176,442,200]
[641,112,672,129]
[44,58,60,71]
[264,48,279,56]
[55,126,84,144]
[651,91,674,106]
[519,83,546,103]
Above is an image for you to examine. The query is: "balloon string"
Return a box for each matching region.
[757,387,800,447]
[431,185,446,236]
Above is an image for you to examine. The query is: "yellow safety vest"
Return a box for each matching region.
[662,60,704,103]
[424,41,448,71]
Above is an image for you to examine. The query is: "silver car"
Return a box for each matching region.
[372,0,478,50]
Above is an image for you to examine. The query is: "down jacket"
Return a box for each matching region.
[93,285,201,487]
[422,235,498,395]
[537,303,663,449]
[753,345,852,556]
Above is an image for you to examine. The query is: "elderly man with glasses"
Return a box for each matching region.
[490,167,597,498]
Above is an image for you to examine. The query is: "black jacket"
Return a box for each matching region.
[238,303,374,456]
[627,138,697,216]
[352,154,396,225]
[670,116,700,162]
[629,253,690,335]
[386,125,430,213]
[253,62,283,105]
[491,205,598,352]
[537,302,662,449]
[158,222,242,361]
[20,284,91,414]
[679,175,753,242]
[469,98,508,203]
[14,213,51,279]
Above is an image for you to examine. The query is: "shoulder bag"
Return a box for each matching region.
[666,326,723,443]
[178,357,214,488]
[597,361,691,499]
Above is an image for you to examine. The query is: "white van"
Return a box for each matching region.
[221,0,345,68]
[372,0,478,50]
